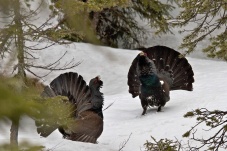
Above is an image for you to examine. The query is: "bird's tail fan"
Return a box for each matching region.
[127,45,194,98]
[49,72,93,114]
[35,72,93,137]
[142,46,194,91]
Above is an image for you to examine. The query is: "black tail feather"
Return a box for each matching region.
[141,46,194,91]
[128,57,141,98]
[50,72,93,114]
[36,72,104,143]
[41,86,56,97]
[128,45,195,98]
[36,72,93,137]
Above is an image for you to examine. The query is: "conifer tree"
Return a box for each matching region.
[50,0,176,48]
[173,0,227,60]
[0,0,79,148]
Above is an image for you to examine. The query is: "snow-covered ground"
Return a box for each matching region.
[0,42,227,151]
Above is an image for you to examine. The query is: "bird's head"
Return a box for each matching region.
[89,76,103,91]
[138,51,150,67]
[139,51,147,56]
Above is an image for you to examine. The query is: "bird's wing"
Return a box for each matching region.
[67,110,104,143]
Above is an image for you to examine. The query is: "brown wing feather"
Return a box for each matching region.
[67,111,103,143]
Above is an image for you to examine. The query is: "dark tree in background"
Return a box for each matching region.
[51,0,176,48]
[91,0,174,48]
[52,0,227,60]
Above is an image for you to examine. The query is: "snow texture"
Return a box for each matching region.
[0,42,227,151]
[0,1,227,150]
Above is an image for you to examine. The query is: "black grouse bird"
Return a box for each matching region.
[127,45,194,115]
[35,72,104,143]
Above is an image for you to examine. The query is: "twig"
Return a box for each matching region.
[119,133,132,151]
[46,141,64,151]
[103,101,115,111]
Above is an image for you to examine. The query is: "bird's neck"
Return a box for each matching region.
[90,88,104,119]
[139,74,161,87]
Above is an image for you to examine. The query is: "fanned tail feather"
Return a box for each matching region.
[41,86,56,97]
[36,72,93,137]
[128,57,141,98]
[36,72,104,143]
[128,45,194,98]
[36,86,59,137]
[36,120,59,137]
[142,46,194,91]
[50,72,93,114]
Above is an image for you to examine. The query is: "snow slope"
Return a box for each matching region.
[1,42,227,151]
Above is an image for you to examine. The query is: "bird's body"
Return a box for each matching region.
[35,72,104,143]
[128,46,194,115]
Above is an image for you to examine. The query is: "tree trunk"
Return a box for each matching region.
[10,118,19,150]
[14,0,26,79]
[10,0,25,149]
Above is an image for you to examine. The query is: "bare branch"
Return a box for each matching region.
[184,108,227,151]
[119,133,132,151]
[24,42,56,51]
[103,101,115,111]
[25,51,82,72]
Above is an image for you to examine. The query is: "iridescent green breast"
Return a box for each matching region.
[139,74,161,95]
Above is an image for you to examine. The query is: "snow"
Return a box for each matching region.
[0,42,227,151]
[0,1,227,150]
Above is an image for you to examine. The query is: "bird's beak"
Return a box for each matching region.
[96,75,101,81]
[139,52,147,56]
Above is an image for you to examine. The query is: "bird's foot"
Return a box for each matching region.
[142,108,147,115]
[157,106,162,112]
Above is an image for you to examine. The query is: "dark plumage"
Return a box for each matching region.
[128,45,194,115]
[35,72,104,143]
